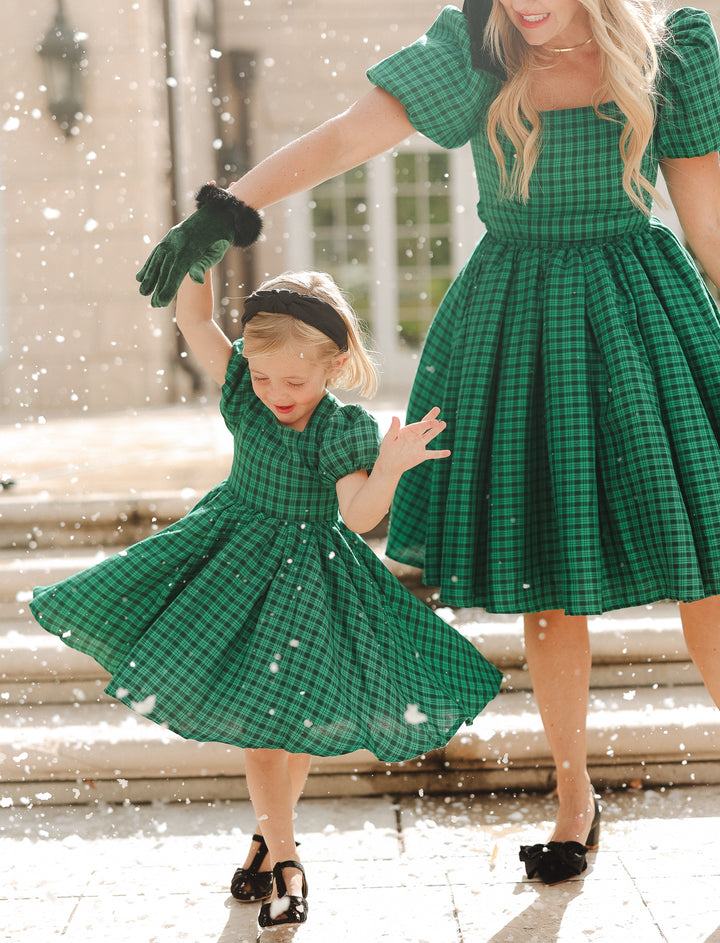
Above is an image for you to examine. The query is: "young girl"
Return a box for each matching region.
[137,0,720,886]
[30,266,503,928]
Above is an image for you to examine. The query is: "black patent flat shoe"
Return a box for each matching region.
[230,833,273,902]
[520,793,601,886]
[258,860,309,928]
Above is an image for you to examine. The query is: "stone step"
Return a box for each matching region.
[1,548,119,599]
[0,545,709,804]
[1,549,700,699]
[0,491,201,551]
[1,536,393,603]
[0,683,716,807]
[0,598,700,700]
[1,489,391,551]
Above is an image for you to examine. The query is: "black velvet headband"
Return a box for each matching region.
[242,289,349,351]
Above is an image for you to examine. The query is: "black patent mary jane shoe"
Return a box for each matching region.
[258,860,309,929]
[520,793,601,886]
[230,833,273,902]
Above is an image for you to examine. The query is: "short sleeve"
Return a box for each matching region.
[318,405,382,484]
[219,338,252,434]
[366,6,501,149]
[655,8,720,158]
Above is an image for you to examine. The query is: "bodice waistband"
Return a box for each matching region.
[481,218,651,250]
[209,485,340,526]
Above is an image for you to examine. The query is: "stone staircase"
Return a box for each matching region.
[1,490,719,808]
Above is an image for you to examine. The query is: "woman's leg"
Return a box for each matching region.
[244,748,308,897]
[679,595,720,708]
[524,609,595,842]
[240,751,311,872]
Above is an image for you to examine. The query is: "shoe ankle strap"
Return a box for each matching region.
[272,860,307,897]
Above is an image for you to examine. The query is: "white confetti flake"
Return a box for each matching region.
[404,704,428,725]
[131,694,156,715]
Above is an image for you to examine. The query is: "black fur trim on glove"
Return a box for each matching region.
[195,183,263,248]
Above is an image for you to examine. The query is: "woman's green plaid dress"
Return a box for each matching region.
[369,6,720,616]
[31,341,502,761]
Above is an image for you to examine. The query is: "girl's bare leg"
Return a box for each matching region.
[244,748,309,897]
[524,609,596,842]
[240,751,311,872]
[679,595,720,708]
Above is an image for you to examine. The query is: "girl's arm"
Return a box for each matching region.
[661,152,720,290]
[227,87,415,210]
[175,271,233,386]
[336,408,451,534]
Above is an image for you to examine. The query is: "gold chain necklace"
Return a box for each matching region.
[548,35,594,53]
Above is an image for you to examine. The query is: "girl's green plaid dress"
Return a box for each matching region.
[31,340,502,761]
[369,6,720,616]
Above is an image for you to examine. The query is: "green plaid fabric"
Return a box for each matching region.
[369,7,720,615]
[31,340,502,762]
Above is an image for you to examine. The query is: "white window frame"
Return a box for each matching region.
[284,136,484,395]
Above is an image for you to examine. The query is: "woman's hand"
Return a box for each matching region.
[137,183,261,308]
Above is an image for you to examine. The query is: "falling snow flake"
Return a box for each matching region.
[130,694,156,715]
[404,704,428,725]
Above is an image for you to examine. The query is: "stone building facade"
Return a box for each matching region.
[0,1,717,420]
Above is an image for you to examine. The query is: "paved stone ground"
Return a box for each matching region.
[3,785,720,943]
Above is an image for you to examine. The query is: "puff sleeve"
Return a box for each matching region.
[219,339,252,434]
[655,8,720,158]
[366,6,501,149]
[318,405,382,484]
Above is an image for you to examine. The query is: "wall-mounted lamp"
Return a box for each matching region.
[36,0,88,137]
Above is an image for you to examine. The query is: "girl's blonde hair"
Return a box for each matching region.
[241,271,378,397]
[486,0,667,212]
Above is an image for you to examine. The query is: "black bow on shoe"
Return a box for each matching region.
[519,841,589,885]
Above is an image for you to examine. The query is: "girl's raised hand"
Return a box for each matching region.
[378,407,451,476]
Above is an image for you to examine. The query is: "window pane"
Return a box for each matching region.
[429,195,450,224]
[395,154,417,184]
[311,151,454,351]
[394,153,453,348]
[428,153,449,184]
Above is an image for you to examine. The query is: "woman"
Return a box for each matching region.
[137,0,720,884]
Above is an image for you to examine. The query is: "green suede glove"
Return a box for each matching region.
[136,184,262,308]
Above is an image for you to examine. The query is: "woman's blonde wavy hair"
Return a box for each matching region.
[485,0,667,212]
[241,271,378,397]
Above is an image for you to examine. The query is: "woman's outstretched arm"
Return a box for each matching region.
[137,88,416,307]
[227,87,415,210]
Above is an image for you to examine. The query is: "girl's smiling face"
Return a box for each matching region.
[497,0,592,48]
[248,345,333,431]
